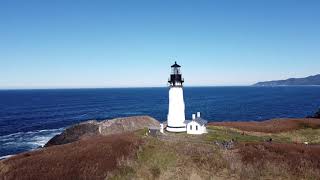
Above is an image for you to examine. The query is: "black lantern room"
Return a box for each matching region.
[168,61,184,87]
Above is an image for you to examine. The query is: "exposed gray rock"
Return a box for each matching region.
[98,116,159,135]
[214,139,237,150]
[315,109,320,119]
[45,116,160,147]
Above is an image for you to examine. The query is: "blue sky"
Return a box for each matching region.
[0,0,319,89]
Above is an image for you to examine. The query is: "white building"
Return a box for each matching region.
[186,112,207,135]
[165,62,207,134]
[166,62,187,132]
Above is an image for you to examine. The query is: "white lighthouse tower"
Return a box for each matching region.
[166,62,187,132]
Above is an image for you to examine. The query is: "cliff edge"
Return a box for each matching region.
[45,116,159,147]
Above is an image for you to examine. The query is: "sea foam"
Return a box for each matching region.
[0,128,64,157]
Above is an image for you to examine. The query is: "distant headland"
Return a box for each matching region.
[253,74,320,86]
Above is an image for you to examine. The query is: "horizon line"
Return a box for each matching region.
[2,85,320,91]
[0,85,255,90]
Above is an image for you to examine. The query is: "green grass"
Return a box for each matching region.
[275,128,320,144]
[137,138,177,170]
[108,166,135,180]
[133,128,149,137]
[205,126,267,142]
[108,137,177,179]
[206,125,320,144]
[110,126,320,179]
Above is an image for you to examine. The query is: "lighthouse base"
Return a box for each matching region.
[166,125,187,132]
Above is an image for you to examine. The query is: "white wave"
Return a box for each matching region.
[0,154,14,160]
[0,128,64,157]
[1,128,63,139]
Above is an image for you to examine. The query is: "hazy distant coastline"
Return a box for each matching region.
[253,74,320,86]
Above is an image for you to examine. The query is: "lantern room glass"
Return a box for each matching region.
[171,67,181,75]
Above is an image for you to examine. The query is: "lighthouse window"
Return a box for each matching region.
[196,126,198,131]
[190,125,192,130]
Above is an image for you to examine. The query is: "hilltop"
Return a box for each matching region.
[1,117,320,179]
[254,74,320,86]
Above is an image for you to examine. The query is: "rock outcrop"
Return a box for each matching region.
[307,108,320,119]
[45,116,160,147]
[315,109,320,118]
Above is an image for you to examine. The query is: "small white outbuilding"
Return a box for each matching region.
[187,112,207,135]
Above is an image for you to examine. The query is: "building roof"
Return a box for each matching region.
[188,117,208,126]
[184,120,191,124]
[171,61,181,68]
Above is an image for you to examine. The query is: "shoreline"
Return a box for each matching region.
[1,117,320,160]
[1,116,320,179]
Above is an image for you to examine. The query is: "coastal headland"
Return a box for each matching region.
[1,116,320,180]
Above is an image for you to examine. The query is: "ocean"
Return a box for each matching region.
[1,86,320,157]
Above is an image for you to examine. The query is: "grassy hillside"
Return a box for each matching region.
[210,118,320,133]
[0,133,142,180]
[1,118,320,180]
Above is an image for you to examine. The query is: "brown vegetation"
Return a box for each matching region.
[107,137,228,180]
[2,132,320,180]
[2,117,320,180]
[210,118,320,133]
[0,133,142,180]
[237,142,320,179]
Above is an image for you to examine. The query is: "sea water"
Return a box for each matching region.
[1,86,320,157]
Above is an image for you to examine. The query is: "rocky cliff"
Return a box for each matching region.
[307,108,320,119]
[2,118,320,180]
[45,116,159,147]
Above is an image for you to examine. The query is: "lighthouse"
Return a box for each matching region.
[166,61,187,132]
